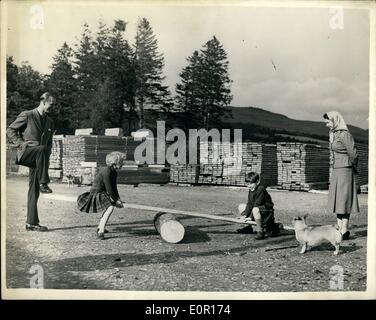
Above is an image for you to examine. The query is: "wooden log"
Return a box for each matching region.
[153,212,185,243]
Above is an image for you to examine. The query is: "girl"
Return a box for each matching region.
[77,151,126,239]
[323,111,359,240]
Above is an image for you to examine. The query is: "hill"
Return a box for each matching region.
[222,106,368,144]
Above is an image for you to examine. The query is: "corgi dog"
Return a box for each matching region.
[292,216,342,255]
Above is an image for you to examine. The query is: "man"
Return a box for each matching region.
[7,92,55,231]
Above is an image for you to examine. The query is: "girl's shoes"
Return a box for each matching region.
[96,228,109,234]
[97,232,105,240]
[96,228,108,240]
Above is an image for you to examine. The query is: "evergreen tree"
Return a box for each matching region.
[175,36,233,130]
[74,20,135,133]
[175,50,203,130]
[73,23,97,128]
[45,42,77,134]
[200,36,232,129]
[133,18,172,129]
[6,58,45,125]
[6,56,21,125]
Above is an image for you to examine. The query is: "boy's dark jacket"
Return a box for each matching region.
[244,184,274,217]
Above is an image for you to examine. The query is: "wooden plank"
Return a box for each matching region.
[105,128,123,137]
[75,128,93,135]
[42,193,294,230]
[80,162,97,168]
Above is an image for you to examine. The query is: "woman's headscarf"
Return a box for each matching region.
[323,111,348,143]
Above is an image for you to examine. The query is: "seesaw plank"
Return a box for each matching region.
[42,193,294,230]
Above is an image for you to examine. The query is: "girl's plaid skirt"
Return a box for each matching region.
[77,191,115,214]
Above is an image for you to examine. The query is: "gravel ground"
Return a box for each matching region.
[5,176,368,292]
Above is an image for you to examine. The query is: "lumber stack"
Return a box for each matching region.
[124,137,164,164]
[277,143,329,191]
[62,136,96,181]
[170,164,200,184]
[117,165,170,185]
[360,184,368,194]
[355,143,368,187]
[62,135,127,182]
[6,145,20,175]
[48,136,63,179]
[197,142,278,186]
[96,136,127,166]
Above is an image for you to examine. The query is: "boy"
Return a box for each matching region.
[237,172,279,239]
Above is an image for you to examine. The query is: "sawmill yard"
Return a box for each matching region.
[5,176,368,293]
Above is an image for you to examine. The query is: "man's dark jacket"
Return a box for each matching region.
[7,108,54,163]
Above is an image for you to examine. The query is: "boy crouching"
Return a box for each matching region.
[237,172,280,240]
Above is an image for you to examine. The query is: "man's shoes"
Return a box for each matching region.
[342,231,350,240]
[26,224,48,232]
[255,231,266,240]
[96,228,109,234]
[237,225,254,234]
[40,184,53,193]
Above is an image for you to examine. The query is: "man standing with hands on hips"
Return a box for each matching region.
[7,92,55,231]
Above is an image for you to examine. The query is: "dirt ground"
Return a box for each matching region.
[5,176,368,292]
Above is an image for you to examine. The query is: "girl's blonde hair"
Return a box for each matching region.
[106,151,126,167]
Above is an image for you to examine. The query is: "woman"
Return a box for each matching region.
[77,151,125,240]
[323,111,359,240]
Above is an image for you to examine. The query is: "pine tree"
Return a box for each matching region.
[175,50,203,130]
[6,56,21,125]
[6,58,45,126]
[45,42,77,134]
[74,20,135,133]
[175,36,233,130]
[133,18,172,129]
[199,36,233,129]
[73,23,97,128]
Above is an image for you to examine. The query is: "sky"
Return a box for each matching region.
[5,1,371,129]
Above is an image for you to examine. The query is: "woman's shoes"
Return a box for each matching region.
[342,231,350,240]
[26,224,48,232]
[96,228,109,234]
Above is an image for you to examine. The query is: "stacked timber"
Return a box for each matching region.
[277,143,329,191]
[62,135,127,182]
[355,143,368,187]
[48,136,63,179]
[170,164,200,184]
[62,136,96,181]
[118,165,170,185]
[198,142,278,186]
[124,137,165,164]
[360,184,368,194]
[96,136,127,166]
[6,145,19,175]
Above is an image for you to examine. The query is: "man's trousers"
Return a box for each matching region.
[18,145,50,225]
